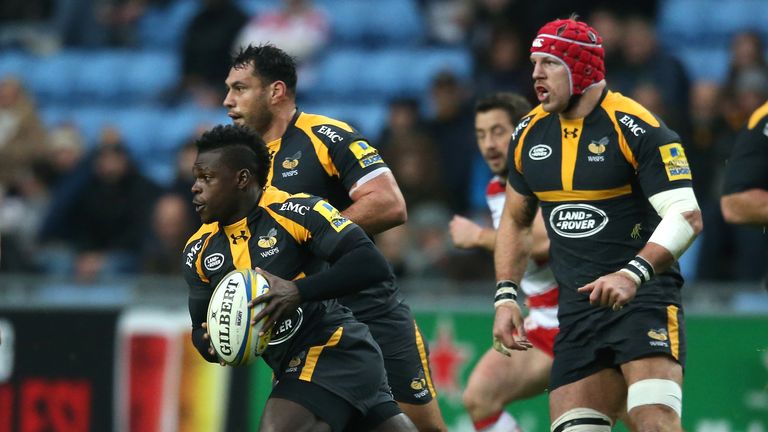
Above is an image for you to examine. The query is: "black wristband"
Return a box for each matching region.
[494,280,519,307]
[622,256,655,284]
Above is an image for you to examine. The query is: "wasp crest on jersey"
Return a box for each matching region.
[588,137,608,162]
[348,140,383,168]
[658,143,691,181]
[549,204,608,238]
[313,200,352,232]
[257,228,278,248]
[281,151,301,178]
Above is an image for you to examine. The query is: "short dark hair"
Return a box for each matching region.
[195,125,271,188]
[475,93,532,124]
[232,44,297,94]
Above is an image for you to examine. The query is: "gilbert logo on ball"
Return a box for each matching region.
[206,268,271,366]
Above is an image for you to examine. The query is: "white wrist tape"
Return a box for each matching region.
[648,188,699,259]
[619,268,642,286]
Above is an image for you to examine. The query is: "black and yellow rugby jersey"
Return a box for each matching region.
[266,111,389,211]
[723,101,768,194]
[507,89,693,321]
[265,110,402,320]
[182,187,382,371]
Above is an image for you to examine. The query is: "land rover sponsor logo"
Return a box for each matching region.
[529,144,552,160]
[204,253,225,271]
[268,307,304,345]
[549,204,608,238]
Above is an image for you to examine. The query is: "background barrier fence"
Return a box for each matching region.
[0,276,765,431]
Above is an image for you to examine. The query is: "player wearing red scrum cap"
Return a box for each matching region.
[492,15,703,432]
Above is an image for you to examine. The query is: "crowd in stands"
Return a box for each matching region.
[0,0,766,288]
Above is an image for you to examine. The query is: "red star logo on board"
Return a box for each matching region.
[428,319,471,399]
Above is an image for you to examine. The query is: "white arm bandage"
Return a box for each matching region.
[647,187,700,259]
[348,167,390,197]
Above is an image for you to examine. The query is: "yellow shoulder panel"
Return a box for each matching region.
[514,106,549,173]
[260,187,311,243]
[747,101,768,130]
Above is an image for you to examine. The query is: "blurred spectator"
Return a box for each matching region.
[404,203,493,280]
[688,81,728,203]
[0,77,48,190]
[142,193,194,274]
[377,97,425,154]
[474,25,533,102]
[53,0,167,48]
[383,132,446,209]
[45,124,86,185]
[0,0,57,53]
[425,71,476,213]
[180,0,247,106]
[374,224,408,278]
[612,14,691,136]
[588,7,625,73]
[40,132,160,280]
[696,68,768,281]
[723,30,768,100]
[422,0,472,45]
[234,0,328,63]
[167,138,199,222]
[0,162,51,272]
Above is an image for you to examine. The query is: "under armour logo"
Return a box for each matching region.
[210,310,218,323]
[563,128,579,138]
[230,231,249,244]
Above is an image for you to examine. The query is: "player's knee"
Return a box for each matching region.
[627,379,683,428]
[550,408,612,432]
[627,379,682,417]
[462,388,498,419]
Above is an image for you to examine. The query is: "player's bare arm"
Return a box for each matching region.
[530,208,550,261]
[344,171,407,234]
[492,184,537,352]
[449,215,496,250]
[721,188,768,225]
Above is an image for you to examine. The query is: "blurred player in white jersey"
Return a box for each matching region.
[450,93,558,432]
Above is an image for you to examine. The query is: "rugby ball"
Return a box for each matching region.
[206,268,272,366]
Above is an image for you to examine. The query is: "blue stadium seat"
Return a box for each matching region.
[0,51,30,81]
[235,0,279,15]
[675,47,729,82]
[657,0,712,43]
[122,51,180,102]
[408,49,473,93]
[73,51,127,102]
[320,0,424,46]
[310,48,472,100]
[25,53,80,102]
[137,1,200,50]
[312,50,368,98]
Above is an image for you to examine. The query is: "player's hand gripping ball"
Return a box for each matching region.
[206,268,272,366]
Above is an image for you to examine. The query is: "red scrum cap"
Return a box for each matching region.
[530,18,605,96]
